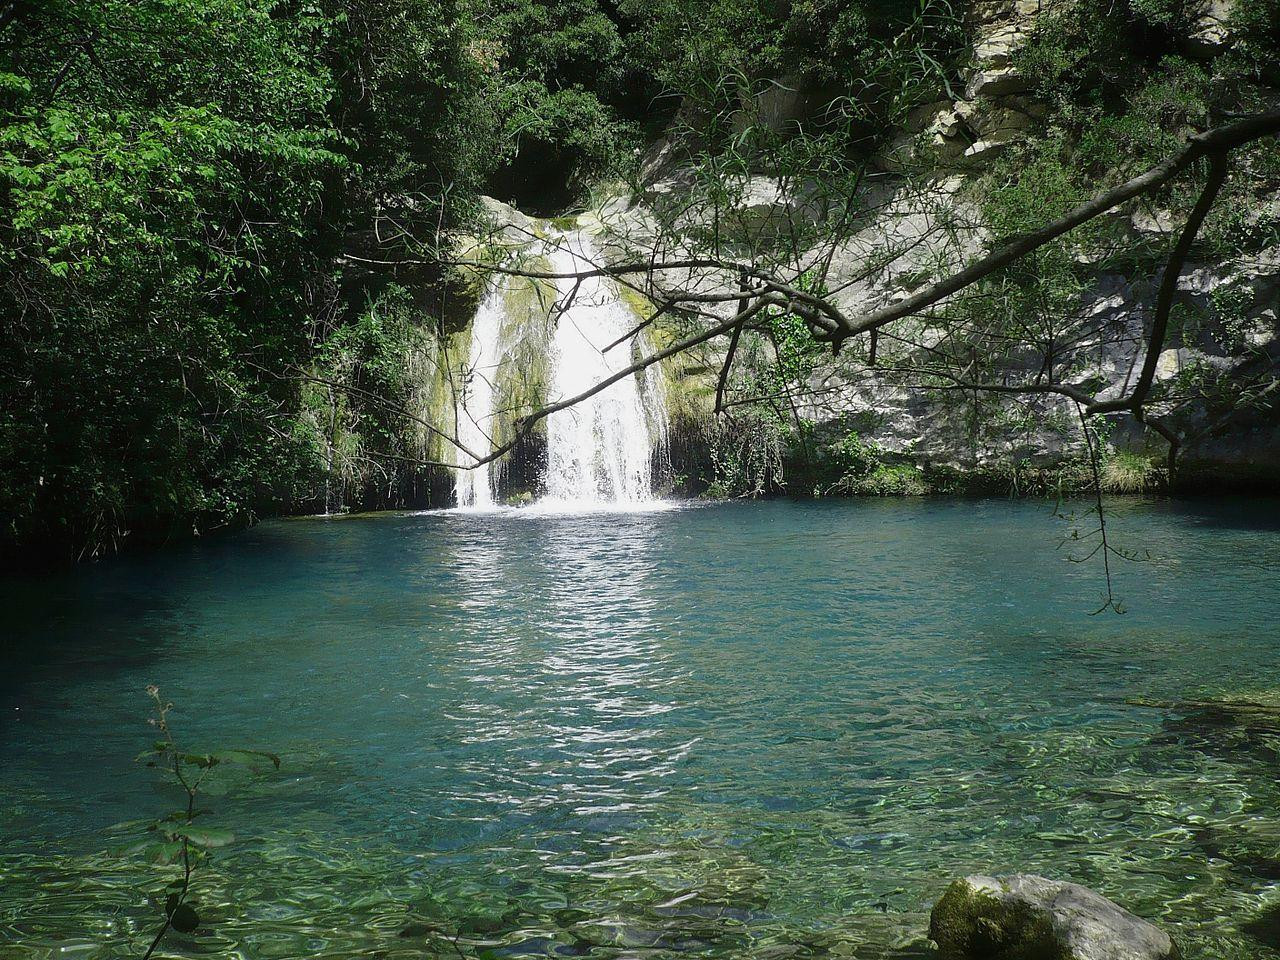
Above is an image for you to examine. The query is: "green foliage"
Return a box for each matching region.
[1101,449,1162,493]
[0,0,350,562]
[477,0,625,92]
[483,80,634,208]
[828,432,927,496]
[1015,0,1190,111]
[133,685,279,957]
[0,0,484,563]
[326,0,490,231]
[624,0,963,137]
[466,0,644,209]
[306,284,444,511]
[984,51,1213,248]
[1183,281,1269,354]
[704,415,787,498]
[762,270,829,387]
[1223,0,1280,90]
[1002,0,1280,259]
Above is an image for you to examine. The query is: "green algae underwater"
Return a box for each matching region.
[2,497,1279,959]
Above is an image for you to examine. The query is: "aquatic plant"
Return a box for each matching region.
[134,685,279,959]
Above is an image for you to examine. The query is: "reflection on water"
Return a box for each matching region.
[1,498,1279,959]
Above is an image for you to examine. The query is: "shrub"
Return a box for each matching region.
[828,432,927,496]
[1100,450,1162,493]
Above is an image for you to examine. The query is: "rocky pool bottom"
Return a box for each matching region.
[1,498,1279,959]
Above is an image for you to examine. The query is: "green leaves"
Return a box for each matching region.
[0,0,494,564]
[128,690,281,956]
[175,826,235,848]
[124,840,185,864]
[0,0,354,563]
[210,749,283,770]
[169,902,201,933]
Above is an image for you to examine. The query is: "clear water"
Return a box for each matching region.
[2,498,1279,959]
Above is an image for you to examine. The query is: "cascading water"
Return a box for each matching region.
[541,231,667,506]
[452,278,506,508]
[450,229,668,510]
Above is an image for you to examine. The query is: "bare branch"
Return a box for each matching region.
[821,111,1280,347]
[715,276,753,414]
[1089,152,1231,414]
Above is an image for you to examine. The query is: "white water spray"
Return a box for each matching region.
[453,279,506,508]
[542,231,667,507]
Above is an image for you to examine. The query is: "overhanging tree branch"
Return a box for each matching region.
[332,110,1280,484]
[1088,152,1231,415]
[819,111,1280,348]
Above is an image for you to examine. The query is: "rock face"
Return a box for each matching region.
[883,0,1046,169]
[1184,0,1237,58]
[930,874,1181,960]
[573,0,1280,492]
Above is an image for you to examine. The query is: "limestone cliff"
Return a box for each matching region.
[574,0,1280,495]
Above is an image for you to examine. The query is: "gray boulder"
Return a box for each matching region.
[929,874,1180,960]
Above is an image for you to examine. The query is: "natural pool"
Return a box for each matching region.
[2,497,1279,959]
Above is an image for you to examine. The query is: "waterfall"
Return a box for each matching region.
[453,278,506,508]
[542,231,667,506]
[450,229,668,511]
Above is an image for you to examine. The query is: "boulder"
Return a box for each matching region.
[975,23,1031,68]
[971,0,1043,28]
[1183,0,1236,58]
[966,66,1032,100]
[477,195,540,245]
[956,99,1040,141]
[961,139,1010,162]
[929,874,1180,960]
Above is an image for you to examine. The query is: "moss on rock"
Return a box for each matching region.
[493,267,557,448]
[930,879,1069,960]
[930,875,1179,960]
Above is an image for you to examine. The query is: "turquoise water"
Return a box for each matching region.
[2,498,1279,959]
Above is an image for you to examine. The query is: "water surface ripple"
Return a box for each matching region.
[2,498,1279,959]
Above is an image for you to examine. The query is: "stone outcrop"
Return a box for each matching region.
[1183,0,1237,58]
[930,874,1181,960]
[885,0,1047,169]
[592,144,1280,484]
[536,0,1278,492]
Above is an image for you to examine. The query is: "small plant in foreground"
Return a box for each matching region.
[135,685,279,959]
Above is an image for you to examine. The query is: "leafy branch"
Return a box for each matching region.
[136,685,279,959]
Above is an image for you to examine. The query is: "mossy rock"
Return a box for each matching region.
[931,881,1067,960]
[929,875,1179,960]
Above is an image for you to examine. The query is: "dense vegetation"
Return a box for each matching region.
[0,0,961,563]
[2,0,1277,564]
[0,0,485,563]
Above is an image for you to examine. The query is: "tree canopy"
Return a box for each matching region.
[2,0,1278,566]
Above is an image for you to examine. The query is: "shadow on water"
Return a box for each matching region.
[0,563,189,708]
[1246,902,1280,952]
[1119,493,1280,532]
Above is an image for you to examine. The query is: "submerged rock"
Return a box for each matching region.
[1244,900,1280,951]
[929,874,1179,959]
